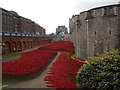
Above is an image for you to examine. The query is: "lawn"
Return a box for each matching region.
[2,52,21,62]
[2,46,40,62]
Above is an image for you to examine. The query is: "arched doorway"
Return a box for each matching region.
[33,41,35,47]
[30,41,32,48]
[26,41,30,49]
[37,41,39,46]
[4,42,11,54]
[23,41,26,50]
[39,41,41,46]
[12,41,17,52]
[17,41,22,51]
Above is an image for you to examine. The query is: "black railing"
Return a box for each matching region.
[1,32,61,38]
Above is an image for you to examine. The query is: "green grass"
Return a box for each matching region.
[70,53,76,58]
[0,55,2,59]
[2,52,21,62]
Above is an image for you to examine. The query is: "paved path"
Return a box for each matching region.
[2,52,61,88]
[19,43,52,53]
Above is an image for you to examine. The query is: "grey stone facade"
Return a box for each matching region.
[69,4,120,59]
[56,25,68,35]
[0,9,2,33]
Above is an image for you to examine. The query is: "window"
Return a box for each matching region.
[109,31,112,35]
[94,31,97,36]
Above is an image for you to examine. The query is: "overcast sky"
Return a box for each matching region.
[0,0,119,34]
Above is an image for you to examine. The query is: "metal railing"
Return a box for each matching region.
[0,32,62,38]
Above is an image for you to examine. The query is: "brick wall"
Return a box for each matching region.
[2,36,52,54]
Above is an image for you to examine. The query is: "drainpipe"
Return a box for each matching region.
[86,19,89,58]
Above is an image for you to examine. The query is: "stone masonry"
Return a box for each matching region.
[68,4,120,59]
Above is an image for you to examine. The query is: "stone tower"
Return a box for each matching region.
[69,4,120,59]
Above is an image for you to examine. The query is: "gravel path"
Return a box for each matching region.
[2,52,61,88]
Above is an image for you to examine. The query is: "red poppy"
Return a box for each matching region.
[44,51,85,88]
[2,50,57,79]
[38,41,75,53]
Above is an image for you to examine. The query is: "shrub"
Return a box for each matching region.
[76,50,120,90]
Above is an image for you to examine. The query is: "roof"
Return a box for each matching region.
[80,4,120,14]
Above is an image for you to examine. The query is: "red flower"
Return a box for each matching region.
[2,41,85,88]
[38,41,75,53]
[2,50,57,78]
[44,51,85,88]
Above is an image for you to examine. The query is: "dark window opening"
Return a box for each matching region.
[94,31,97,36]
[109,31,112,35]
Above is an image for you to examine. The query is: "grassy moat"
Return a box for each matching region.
[2,52,21,62]
[2,46,42,62]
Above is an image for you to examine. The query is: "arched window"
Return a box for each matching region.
[94,31,97,36]
[109,31,112,35]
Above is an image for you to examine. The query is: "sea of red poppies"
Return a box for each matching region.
[38,41,85,88]
[2,50,57,79]
[44,51,84,88]
[38,41,75,53]
[2,41,85,88]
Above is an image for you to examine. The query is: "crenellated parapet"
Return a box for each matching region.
[69,4,120,59]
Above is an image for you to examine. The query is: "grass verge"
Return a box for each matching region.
[2,52,21,62]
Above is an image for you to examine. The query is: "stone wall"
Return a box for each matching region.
[56,26,68,35]
[0,9,2,33]
[68,4,120,59]
[118,6,120,50]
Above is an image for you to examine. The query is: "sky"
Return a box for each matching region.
[0,0,119,34]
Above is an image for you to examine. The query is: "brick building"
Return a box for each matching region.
[0,8,52,54]
[2,36,52,54]
[0,8,45,35]
[68,4,120,59]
